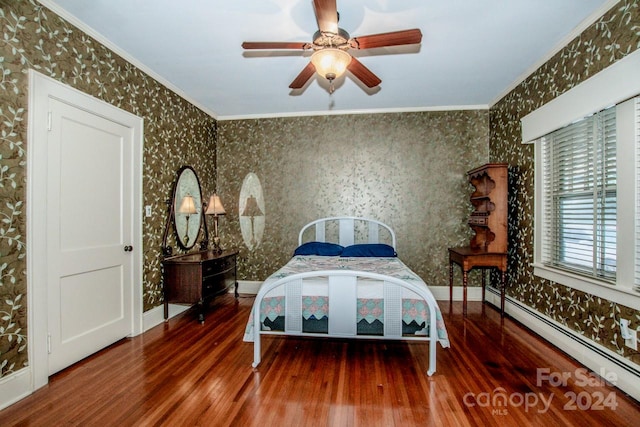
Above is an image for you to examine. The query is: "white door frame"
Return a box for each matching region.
[26,70,144,390]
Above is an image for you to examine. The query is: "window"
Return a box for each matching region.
[532,97,638,305]
[523,50,640,306]
[539,106,617,282]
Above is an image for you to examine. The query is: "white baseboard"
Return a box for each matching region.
[485,287,640,402]
[236,280,262,295]
[143,303,190,332]
[430,285,483,301]
[0,368,32,411]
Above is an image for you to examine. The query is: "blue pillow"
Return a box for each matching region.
[341,244,397,257]
[293,241,344,256]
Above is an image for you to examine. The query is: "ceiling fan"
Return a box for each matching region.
[241,0,422,93]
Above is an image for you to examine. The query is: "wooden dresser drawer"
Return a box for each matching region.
[203,256,235,277]
[202,264,235,298]
[163,248,239,322]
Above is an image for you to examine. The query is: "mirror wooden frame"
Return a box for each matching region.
[161,166,209,256]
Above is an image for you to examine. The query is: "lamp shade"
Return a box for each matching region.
[205,194,226,216]
[178,195,197,214]
[241,195,264,217]
[311,48,352,80]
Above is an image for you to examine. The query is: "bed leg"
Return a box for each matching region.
[252,333,260,367]
[427,340,437,376]
[427,307,437,376]
[253,309,261,368]
[251,316,261,368]
[253,339,261,368]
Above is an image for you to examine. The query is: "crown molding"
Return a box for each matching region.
[36,0,220,120]
[489,0,620,108]
[217,104,489,121]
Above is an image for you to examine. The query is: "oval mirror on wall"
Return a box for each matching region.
[239,172,265,251]
[172,166,203,250]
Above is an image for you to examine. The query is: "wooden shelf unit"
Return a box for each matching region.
[467,164,508,252]
[449,163,508,316]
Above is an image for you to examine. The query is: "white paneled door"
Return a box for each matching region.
[46,98,134,375]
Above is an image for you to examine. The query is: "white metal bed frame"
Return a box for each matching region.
[251,217,441,376]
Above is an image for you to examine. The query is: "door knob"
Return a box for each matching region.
[124,245,133,252]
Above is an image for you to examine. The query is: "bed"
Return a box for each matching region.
[243,217,450,376]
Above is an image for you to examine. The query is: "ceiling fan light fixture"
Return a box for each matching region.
[244,2,422,91]
[311,48,352,81]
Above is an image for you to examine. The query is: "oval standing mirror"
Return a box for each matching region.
[172,166,203,250]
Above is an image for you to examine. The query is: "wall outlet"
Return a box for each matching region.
[626,329,638,351]
[620,319,638,351]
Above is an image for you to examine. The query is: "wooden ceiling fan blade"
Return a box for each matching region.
[350,29,422,50]
[313,0,338,33]
[347,57,381,88]
[242,41,310,50]
[289,62,316,89]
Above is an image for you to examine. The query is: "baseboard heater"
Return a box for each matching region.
[485,286,640,379]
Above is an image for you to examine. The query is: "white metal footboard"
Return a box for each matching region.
[252,270,439,376]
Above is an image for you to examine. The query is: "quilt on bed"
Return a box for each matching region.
[243,255,450,347]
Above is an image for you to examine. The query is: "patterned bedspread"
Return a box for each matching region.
[269,255,422,280]
[243,255,450,347]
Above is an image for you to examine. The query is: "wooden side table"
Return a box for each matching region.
[448,247,507,316]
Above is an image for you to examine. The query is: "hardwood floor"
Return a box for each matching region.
[1,295,638,426]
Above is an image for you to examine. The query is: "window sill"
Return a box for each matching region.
[532,263,639,309]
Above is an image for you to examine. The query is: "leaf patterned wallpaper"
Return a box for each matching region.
[218,0,640,369]
[1,0,639,384]
[489,0,640,365]
[0,0,216,378]
[217,111,489,284]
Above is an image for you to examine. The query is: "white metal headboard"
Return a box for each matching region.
[298,217,397,249]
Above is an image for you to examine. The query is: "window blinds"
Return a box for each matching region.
[542,106,617,280]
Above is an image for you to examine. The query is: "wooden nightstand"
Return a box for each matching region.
[162,248,239,323]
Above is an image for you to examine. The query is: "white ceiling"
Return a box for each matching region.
[41,0,613,120]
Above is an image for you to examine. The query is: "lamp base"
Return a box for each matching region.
[212,236,223,253]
